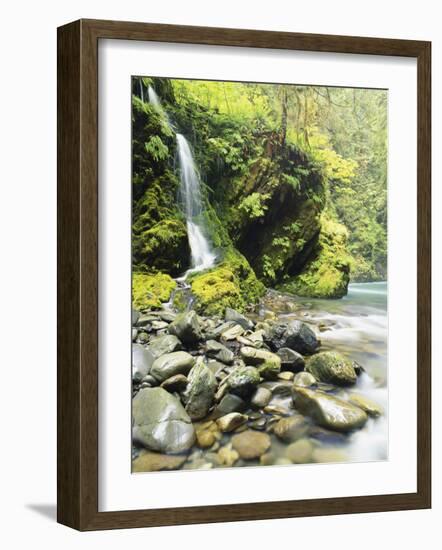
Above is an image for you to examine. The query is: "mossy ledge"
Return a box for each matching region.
[132,272,176,310]
[189,249,265,316]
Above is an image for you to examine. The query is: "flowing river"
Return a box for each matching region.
[259,281,388,463]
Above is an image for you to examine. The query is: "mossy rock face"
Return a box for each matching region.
[133,219,190,277]
[132,272,176,310]
[278,215,351,298]
[189,249,265,316]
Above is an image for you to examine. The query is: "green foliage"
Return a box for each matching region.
[144,136,169,162]
[238,192,270,219]
[279,215,351,298]
[132,272,176,310]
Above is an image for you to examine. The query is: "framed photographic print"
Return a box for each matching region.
[57,19,431,530]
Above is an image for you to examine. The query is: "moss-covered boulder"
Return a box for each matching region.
[190,248,265,316]
[279,215,351,298]
[306,351,357,386]
[132,272,176,310]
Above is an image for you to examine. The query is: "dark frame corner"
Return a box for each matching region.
[57,18,431,531]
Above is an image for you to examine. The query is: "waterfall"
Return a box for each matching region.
[139,79,144,102]
[148,86,216,275]
[147,85,160,108]
[176,133,216,273]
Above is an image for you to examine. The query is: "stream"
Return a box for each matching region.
[258,281,388,463]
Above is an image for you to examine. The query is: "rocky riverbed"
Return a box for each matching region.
[131,284,387,472]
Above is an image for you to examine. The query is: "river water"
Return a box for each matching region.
[260,281,388,463]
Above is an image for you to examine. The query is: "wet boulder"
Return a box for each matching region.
[132,344,155,382]
[293,387,368,432]
[305,351,357,386]
[183,360,217,420]
[277,347,305,372]
[168,310,202,345]
[226,365,260,398]
[148,334,183,358]
[225,307,254,330]
[150,351,195,383]
[268,320,319,355]
[132,387,195,453]
[205,339,235,365]
[240,346,281,380]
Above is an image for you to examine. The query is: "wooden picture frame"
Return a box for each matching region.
[57,18,431,531]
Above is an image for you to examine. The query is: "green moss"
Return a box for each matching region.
[133,218,190,277]
[132,272,176,310]
[278,215,351,298]
[189,248,265,316]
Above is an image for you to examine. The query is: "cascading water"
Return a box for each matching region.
[147,85,216,276]
[176,134,216,273]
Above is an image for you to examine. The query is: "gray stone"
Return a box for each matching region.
[221,324,245,341]
[250,387,272,409]
[306,351,357,386]
[160,374,188,393]
[277,347,305,372]
[293,371,317,387]
[150,351,195,383]
[148,334,182,358]
[213,394,246,417]
[225,307,254,330]
[240,346,281,380]
[168,310,202,345]
[183,360,217,420]
[157,311,177,323]
[132,344,155,382]
[269,321,319,355]
[205,340,234,365]
[132,387,195,453]
[293,387,368,432]
[132,309,140,325]
[226,366,260,398]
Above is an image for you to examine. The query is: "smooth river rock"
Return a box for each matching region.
[168,310,202,345]
[132,450,187,472]
[293,371,317,388]
[132,387,195,453]
[273,416,309,442]
[306,351,357,386]
[225,307,254,330]
[276,347,305,372]
[250,386,272,409]
[148,334,182,358]
[132,344,155,382]
[205,339,235,365]
[231,430,271,459]
[183,360,217,420]
[240,346,281,380]
[150,351,195,383]
[293,387,368,432]
[348,393,384,417]
[268,320,319,355]
[226,365,260,398]
[216,412,248,432]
